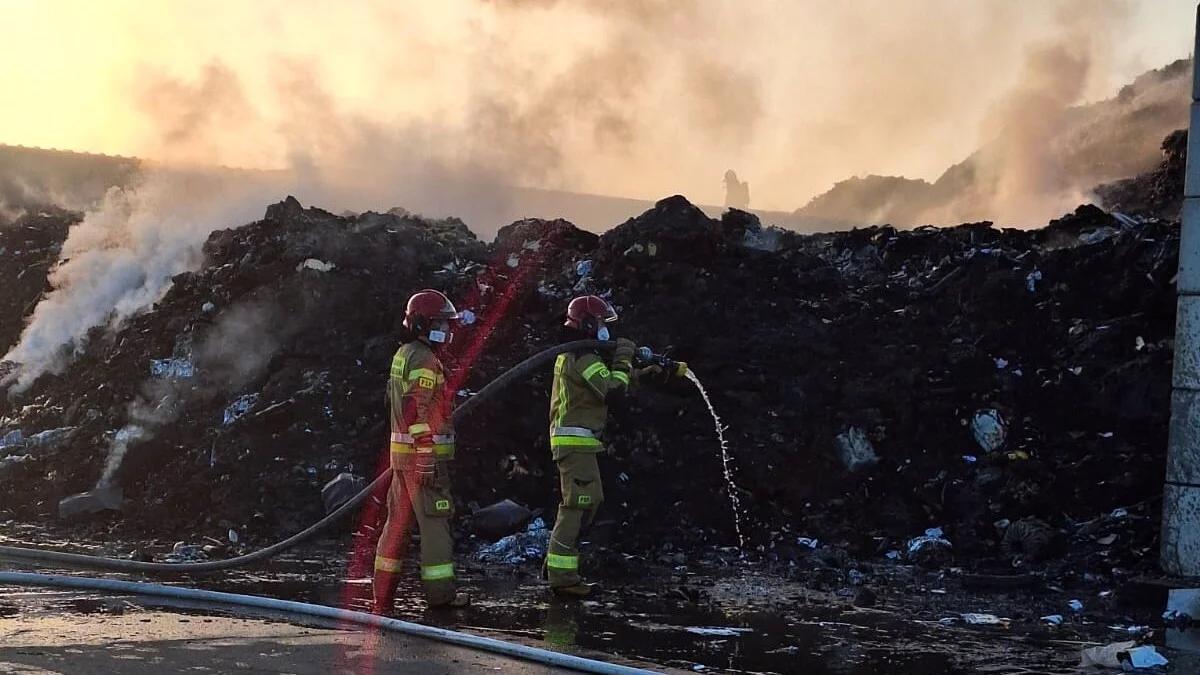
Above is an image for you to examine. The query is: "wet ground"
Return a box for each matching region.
[0,530,1185,674]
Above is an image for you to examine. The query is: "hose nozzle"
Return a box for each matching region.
[636,347,688,378]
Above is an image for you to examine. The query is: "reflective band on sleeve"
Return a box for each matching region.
[550,436,602,448]
[546,553,579,570]
[581,361,609,381]
[408,423,432,435]
[420,563,455,581]
[550,426,595,438]
[391,432,454,444]
[375,555,404,573]
[611,370,630,385]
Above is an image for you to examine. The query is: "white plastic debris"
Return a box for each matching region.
[506,253,520,268]
[971,410,1007,452]
[0,429,24,449]
[796,537,819,549]
[1025,269,1042,292]
[1041,614,1064,625]
[1108,624,1150,635]
[1110,508,1129,519]
[834,427,879,472]
[201,301,216,313]
[1126,645,1168,668]
[885,550,901,560]
[222,394,259,426]
[1135,336,1146,351]
[683,627,753,637]
[228,529,239,544]
[575,260,594,277]
[962,455,978,464]
[151,358,194,379]
[924,527,944,538]
[1068,599,1084,612]
[961,613,1009,626]
[1079,641,1167,669]
[297,258,335,273]
[994,357,1009,370]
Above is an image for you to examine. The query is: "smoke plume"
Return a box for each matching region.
[0,0,1194,387]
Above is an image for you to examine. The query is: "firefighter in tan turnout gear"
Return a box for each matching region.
[374,289,469,612]
[546,295,687,598]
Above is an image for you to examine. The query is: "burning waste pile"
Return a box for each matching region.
[0,135,1184,583]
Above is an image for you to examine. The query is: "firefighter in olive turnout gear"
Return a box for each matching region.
[545,295,687,598]
[374,289,469,612]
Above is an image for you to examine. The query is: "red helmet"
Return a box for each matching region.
[564,295,617,331]
[404,289,459,341]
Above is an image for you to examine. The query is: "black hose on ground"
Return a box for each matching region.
[0,340,610,574]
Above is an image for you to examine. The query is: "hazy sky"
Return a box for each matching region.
[1,0,1194,210]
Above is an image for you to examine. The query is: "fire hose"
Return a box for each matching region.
[0,571,655,674]
[0,339,679,574]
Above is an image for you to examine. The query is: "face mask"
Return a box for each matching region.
[428,329,449,344]
[596,326,611,341]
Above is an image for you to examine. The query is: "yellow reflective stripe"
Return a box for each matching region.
[391,443,455,456]
[420,563,455,580]
[546,553,579,570]
[550,436,602,448]
[408,367,438,381]
[552,354,569,430]
[375,555,403,573]
[408,423,432,435]
[581,361,609,381]
[611,370,630,385]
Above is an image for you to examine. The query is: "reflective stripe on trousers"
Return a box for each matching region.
[546,553,579,570]
[420,562,455,581]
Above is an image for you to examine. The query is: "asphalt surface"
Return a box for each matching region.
[0,587,619,674]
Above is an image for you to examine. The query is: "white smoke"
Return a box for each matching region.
[2,170,270,391]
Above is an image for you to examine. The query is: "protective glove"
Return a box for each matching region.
[635,364,664,382]
[414,451,437,487]
[671,360,689,378]
[612,338,636,370]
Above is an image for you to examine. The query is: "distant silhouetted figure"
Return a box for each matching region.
[724,170,750,210]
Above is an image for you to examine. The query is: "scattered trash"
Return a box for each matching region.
[796,537,819,549]
[1068,599,1084,613]
[1041,614,1064,625]
[1109,625,1151,635]
[885,550,901,560]
[0,429,23,449]
[906,531,953,565]
[962,455,978,464]
[1079,641,1167,669]
[961,613,1010,627]
[201,301,216,313]
[320,473,366,514]
[150,358,195,379]
[994,357,1009,369]
[227,529,239,544]
[1110,508,1129,519]
[222,394,259,426]
[471,499,533,540]
[297,258,335,273]
[1096,534,1118,546]
[1025,269,1043,292]
[575,260,593,277]
[971,410,1007,452]
[834,427,879,472]
[475,517,549,565]
[682,627,753,637]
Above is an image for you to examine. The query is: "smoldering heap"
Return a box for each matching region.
[0,136,1183,575]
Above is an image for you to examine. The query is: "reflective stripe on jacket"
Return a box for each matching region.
[389,341,455,462]
[548,350,630,460]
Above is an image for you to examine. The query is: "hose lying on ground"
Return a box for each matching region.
[0,340,610,574]
[0,571,654,675]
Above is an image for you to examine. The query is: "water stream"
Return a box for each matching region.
[684,369,745,550]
